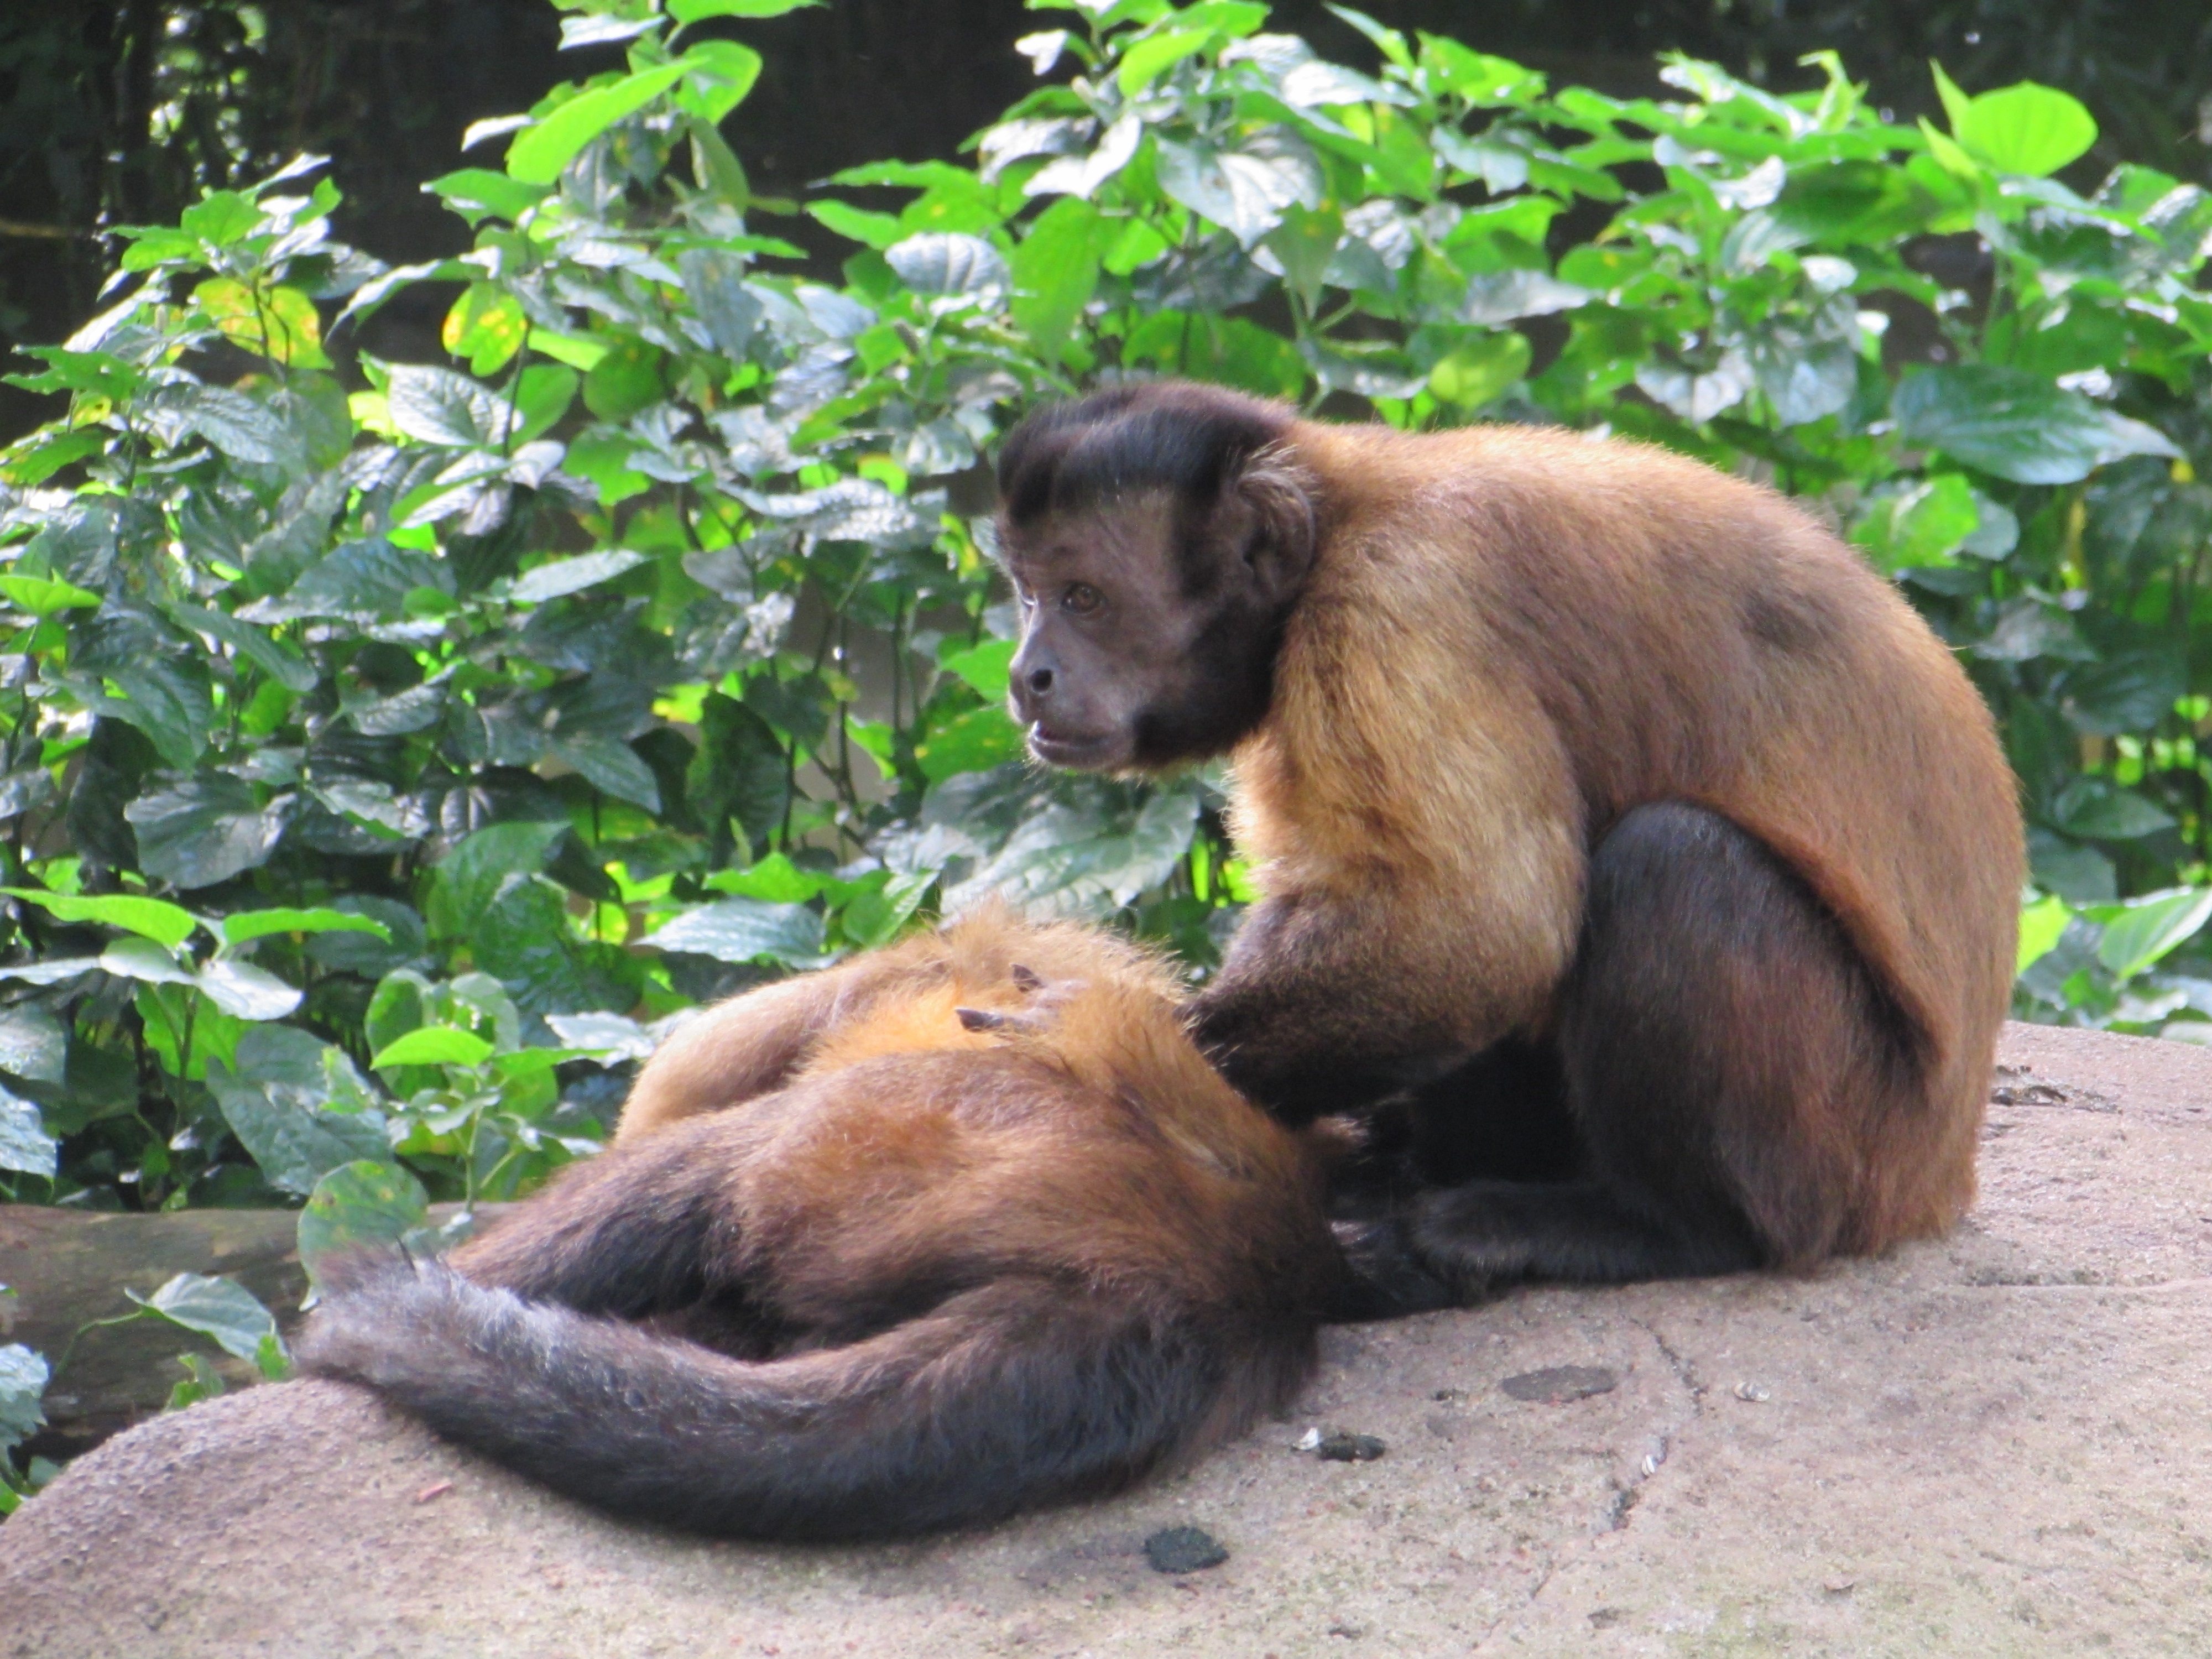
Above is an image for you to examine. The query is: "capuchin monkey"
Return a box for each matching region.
[300,910,1352,1541]
[993,380,2022,1305]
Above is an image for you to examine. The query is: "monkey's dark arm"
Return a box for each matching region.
[1188,889,1495,1122]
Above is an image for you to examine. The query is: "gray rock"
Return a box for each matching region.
[3,1021,2210,1657]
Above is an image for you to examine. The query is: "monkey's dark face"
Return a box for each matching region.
[1002,487,1307,774]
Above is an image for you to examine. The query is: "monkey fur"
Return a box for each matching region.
[299,909,1349,1541]
[995,380,2023,1300]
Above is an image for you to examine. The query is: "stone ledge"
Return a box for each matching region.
[2,1021,2208,1658]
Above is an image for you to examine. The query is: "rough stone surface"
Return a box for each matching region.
[2,1021,2208,1658]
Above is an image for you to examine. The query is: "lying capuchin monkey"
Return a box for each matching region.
[300,910,1351,1541]
[993,380,2023,1304]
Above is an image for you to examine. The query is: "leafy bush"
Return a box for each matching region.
[3,0,2211,1229]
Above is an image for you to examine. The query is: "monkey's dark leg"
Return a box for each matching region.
[1412,801,1918,1294]
[446,1117,735,1317]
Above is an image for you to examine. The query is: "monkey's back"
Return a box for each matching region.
[1272,419,2022,1235]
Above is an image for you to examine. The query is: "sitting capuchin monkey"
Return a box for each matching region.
[992,379,2023,1306]
[301,910,1353,1540]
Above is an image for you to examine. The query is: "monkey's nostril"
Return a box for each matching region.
[1027,667,1054,696]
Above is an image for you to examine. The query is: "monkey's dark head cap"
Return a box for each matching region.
[997,380,1294,528]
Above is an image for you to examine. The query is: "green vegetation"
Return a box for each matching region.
[5,0,2212,1480]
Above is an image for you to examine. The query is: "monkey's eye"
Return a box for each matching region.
[1061,583,1103,616]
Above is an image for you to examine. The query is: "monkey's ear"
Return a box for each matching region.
[1227,448,1318,604]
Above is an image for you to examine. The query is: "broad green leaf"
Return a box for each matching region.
[195,958,304,1022]
[950,782,1201,921]
[1894,366,2179,484]
[0,576,99,616]
[510,549,650,604]
[1428,331,1531,408]
[2052,779,2174,840]
[0,1082,56,1178]
[808,201,906,250]
[1010,196,1118,364]
[885,234,1009,299]
[1948,75,2097,178]
[0,1005,67,1084]
[0,1344,48,1457]
[915,705,1027,782]
[2016,892,2073,974]
[165,603,319,693]
[173,385,301,467]
[206,1027,392,1196]
[646,897,827,965]
[678,248,763,358]
[941,639,1017,701]
[98,936,196,987]
[2058,650,2187,738]
[129,1274,281,1363]
[2097,887,2212,982]
[425,820,571,938]
[192,279,330,368]
[1154,137,1322,248]
[441,282,528,377]
[507,65,690,185]
[551,733,663,812]
[672,41,764,124]
[180,191,259,247]
[299,1160,431,1282]
[222,907,393,947]
[425,169,552,223]
[3,889,199,950]
[371,1025,494,1069]
[669,0,821,17]
[581,338,667,423]
[375,358,516,447]
[1118,28,1211,94]
[124,774,294,889]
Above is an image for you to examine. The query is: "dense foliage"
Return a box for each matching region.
[6,0,2212,1480]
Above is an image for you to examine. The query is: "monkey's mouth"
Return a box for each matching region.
[1026,723,1119,769]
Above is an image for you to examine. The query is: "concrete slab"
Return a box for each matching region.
[3,1021,2208,1658]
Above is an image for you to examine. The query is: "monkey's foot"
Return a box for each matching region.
[1329,1219,1462,1320]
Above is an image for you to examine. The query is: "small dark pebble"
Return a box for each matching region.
[1316,1431,1386,1462]
[1144,1525,1229,1574]
[1501,1364,1619,1404]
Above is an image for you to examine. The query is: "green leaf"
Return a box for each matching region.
[2052,779,2174,841]
[426,169,552,223]
[950,780,1201,920]
[181,190,260,247]
[194,958,304,1022]
[646,897,827,965]
[2097,887,2212,982]
[192,279,330,369]
[1949,77,2097,178]
[1428,331,1532,408]
[440,282,528,377]
[0,1082,57,1178]
[2058,649,2187,737]
[1153,137,1322,248]
[941,639,1017,701]
[885,233,1008,299]
[915,705,1027,782]
[0,1344,48,1458]
[98,936,196,987]
[0,575,99,616]
[581,338,667,423]
[3,889,199,950]
[1325,3,1412,69]
[2016,892,2072,974]
[0,1005,67,1084]
[510,549,650,604]
[124,773,294,889]
[1118,27,1211,94]
[426,820,572,939]
[298,1160,431,1283]
[507,65,691,185]
[206,1027,392,1196]
[375,358,516,447]
[171,385,302,467]
[129,1273,281,1364]
[371,1025,494,1069]
[1010,196,1118,365]
[669,0,821,17]
[221,908,392,948]
[1894,366,2179,484]
[808,201,906,250]
[672,40,764,124]
[165,603,320,693]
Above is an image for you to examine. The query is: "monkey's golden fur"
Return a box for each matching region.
[301,909,1347,1540]
[1230,418,2021,1254]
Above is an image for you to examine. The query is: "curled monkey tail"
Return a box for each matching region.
[298,1256,1315,1540]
